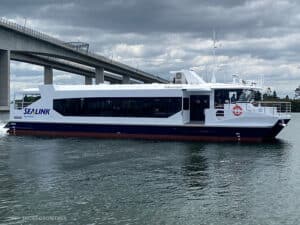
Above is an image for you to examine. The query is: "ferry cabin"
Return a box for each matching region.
[11,84,261,125]
[6,70,291,141]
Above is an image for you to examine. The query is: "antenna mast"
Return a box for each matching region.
[211,30,217,83]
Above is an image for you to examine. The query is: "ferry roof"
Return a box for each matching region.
[17,82,260,94]
[15,88,39,94]
[51,82,259,91]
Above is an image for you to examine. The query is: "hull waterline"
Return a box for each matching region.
[5,119,290,142]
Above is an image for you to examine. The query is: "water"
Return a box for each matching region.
[0,113,300,225]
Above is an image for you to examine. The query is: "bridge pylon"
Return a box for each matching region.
[0,49,10,111]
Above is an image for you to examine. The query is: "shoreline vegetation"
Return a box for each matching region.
[290,100,300,112]
[262,92,300,112]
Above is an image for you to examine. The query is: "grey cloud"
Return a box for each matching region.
[1,0,300,96]
[1,0,297,37]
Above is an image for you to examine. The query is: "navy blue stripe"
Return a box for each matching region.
[6,120,289,140]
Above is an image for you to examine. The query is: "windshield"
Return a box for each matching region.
[237,90,254,102]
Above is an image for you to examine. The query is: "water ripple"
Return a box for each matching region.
[0,113,299,224]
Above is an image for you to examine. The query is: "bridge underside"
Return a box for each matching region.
[10,53,141,84]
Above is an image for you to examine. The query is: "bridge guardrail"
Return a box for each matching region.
[0,19,124,64]
[0,17,64,47]
[0,19,155,72]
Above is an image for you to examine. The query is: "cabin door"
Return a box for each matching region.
[190,95,210,122]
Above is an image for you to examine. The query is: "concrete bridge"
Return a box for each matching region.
[0,18,167,111]
[11,53,142,85]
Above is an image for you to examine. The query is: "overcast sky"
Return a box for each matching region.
[2,0,300,96]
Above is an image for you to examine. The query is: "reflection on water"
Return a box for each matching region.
[0,113,300,225]
[182,144,209,191]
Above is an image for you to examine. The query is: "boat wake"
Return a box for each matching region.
[0,121,8,137]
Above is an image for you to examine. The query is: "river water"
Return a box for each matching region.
[0,113,300,225]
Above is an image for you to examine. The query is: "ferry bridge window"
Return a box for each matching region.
[238,90,257,102]
[53,97,182,118]
[214,89,243,108]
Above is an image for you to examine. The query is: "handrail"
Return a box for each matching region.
[215,101,291,117]
[14,101,35,110]
[256,101,291,114]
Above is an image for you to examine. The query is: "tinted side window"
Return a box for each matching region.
[53,97,182,118]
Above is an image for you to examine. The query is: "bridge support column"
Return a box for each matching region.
[122,75,130,84]
[0,50,10,111]
[95,67,104,84]
[85,76,93,85]
[44,66,53,84]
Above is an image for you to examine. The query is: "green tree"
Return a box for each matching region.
[254,91,262,101]
[262,93,268,100]
[272,91,278,99]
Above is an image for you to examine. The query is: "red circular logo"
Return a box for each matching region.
[232,105,243,116]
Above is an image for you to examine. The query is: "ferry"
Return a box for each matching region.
[5,70,291,142]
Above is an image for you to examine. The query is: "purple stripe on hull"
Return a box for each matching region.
[5,120,289,142]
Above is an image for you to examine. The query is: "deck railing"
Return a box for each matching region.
[255,101,291,114]
[14,101,35,110]
[215,101,291,116]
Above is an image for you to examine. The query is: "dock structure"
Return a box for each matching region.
[0,18,167,111]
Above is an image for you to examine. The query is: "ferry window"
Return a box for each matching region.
[14,93,41,109]
[53,97,182,118]
[183,98,189,110]
[237,90,255,102]
[214,89,243,108]
[229,91,237,104]
[53,98,81,116]
[23,94,41,107]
